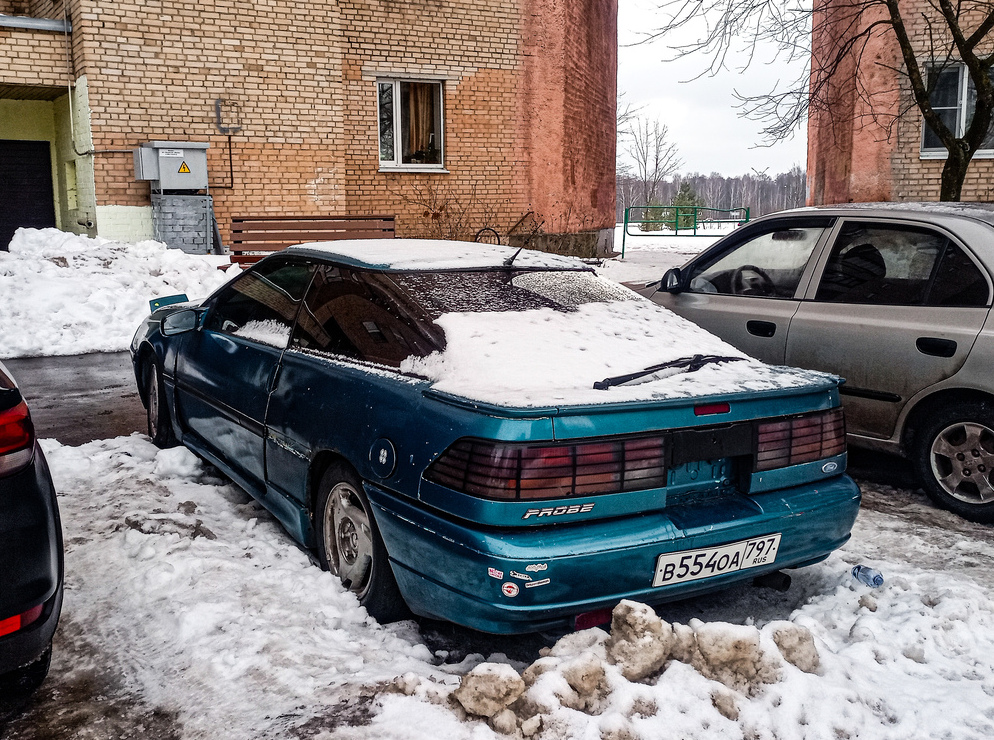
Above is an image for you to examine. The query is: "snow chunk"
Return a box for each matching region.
[605,600,674,681]
[691,620,782,694]
[451,662,526,718]
[770,620,821,674]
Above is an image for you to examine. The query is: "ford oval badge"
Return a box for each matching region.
[822,461,839,474]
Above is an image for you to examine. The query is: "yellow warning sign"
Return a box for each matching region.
[178,161,191,174]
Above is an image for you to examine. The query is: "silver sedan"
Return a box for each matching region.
[648,202,994,523]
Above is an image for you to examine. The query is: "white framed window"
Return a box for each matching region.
[377,79,444,170]
[921,64,994,158]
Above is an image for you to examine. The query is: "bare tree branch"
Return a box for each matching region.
[645,0,994,199]
[624,116,683,205]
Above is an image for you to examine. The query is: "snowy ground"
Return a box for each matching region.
[596,223,728,286]
[5,437,992,740]
[3,226,994,739]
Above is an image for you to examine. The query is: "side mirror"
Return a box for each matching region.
[662,267,684,293]
[161,309,200,336]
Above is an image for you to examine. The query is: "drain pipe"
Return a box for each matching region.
[62,1,132,158]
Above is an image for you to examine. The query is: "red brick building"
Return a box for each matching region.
[807,0,994,205]
[1,0,617,255]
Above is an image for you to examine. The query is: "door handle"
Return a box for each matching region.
[916,337,957,358]
[746,320,777,338]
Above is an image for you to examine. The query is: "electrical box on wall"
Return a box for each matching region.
[133,141,209,190]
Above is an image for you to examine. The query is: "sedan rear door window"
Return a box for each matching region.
[814,224,948,305]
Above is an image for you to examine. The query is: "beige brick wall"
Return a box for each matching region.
[0,32,70,88]
[5,0,616,248]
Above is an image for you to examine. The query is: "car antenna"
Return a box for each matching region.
[503,247,523,267]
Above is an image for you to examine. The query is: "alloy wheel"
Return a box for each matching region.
[929,420,994,505]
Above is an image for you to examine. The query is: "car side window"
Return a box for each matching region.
[814,222,984,306]
[204,260,314,348]
[291,264,443,368]
[687,225,827,298]
[927,242,990,307]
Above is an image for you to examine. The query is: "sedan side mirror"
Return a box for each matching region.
[662,267,685,293]
[161,309,200,336]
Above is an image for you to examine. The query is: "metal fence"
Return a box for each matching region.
[621,206,750,257]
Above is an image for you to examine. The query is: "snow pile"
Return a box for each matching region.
[38,435,994,739]
[0,228,234,358]
[388,576,994,740]
[401,601,818,737]
[402,300,834,406]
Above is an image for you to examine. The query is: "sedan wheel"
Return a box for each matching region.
[144,361,177,448]
[915,402,994,523]
[316,463,409,622]
[326,481,374,592]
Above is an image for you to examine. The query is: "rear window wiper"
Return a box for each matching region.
[593,354,747,390]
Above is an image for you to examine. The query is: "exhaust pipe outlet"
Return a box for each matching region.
[752,570,792,592]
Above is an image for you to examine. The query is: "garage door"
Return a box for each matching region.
[0,139,57,250]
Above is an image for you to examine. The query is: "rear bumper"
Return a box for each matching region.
[0,444,64,673]
[369,475,861,634]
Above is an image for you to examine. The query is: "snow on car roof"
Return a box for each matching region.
[284,239,590,271]
[400,297,838,408]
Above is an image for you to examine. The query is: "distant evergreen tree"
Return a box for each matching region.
[671,182,704,229]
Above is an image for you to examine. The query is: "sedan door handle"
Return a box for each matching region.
[916,337,957,358]
[746,320,777,338]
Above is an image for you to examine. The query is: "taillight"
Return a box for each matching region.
[0,603,44,638]
[755,408,845,472]
[0,400,35,475]
[425,436,668,501]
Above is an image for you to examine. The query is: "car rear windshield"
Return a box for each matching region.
[390,269,638,318]
[290,266,639,370]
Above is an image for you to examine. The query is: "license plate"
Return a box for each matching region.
[652,534,782,587]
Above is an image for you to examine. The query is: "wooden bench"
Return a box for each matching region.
[227,215,395,266]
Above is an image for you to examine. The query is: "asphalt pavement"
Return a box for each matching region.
[5,351,146,445]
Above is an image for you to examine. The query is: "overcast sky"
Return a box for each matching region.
[618,0,808,178]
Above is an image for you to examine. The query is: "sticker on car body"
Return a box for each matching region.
[652,534,782,587]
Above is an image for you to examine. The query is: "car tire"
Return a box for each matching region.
[0,644,52,721]
[914,401,994,523]
[315,463,409,623]
[144,360,178,449]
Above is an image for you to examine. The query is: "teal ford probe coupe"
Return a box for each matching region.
[131,240,860,634]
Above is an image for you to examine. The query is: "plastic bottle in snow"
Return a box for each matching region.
[851,565,884,587]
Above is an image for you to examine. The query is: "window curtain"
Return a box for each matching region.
[403,83,439,163]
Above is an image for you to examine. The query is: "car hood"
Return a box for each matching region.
[402,299,837,408]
